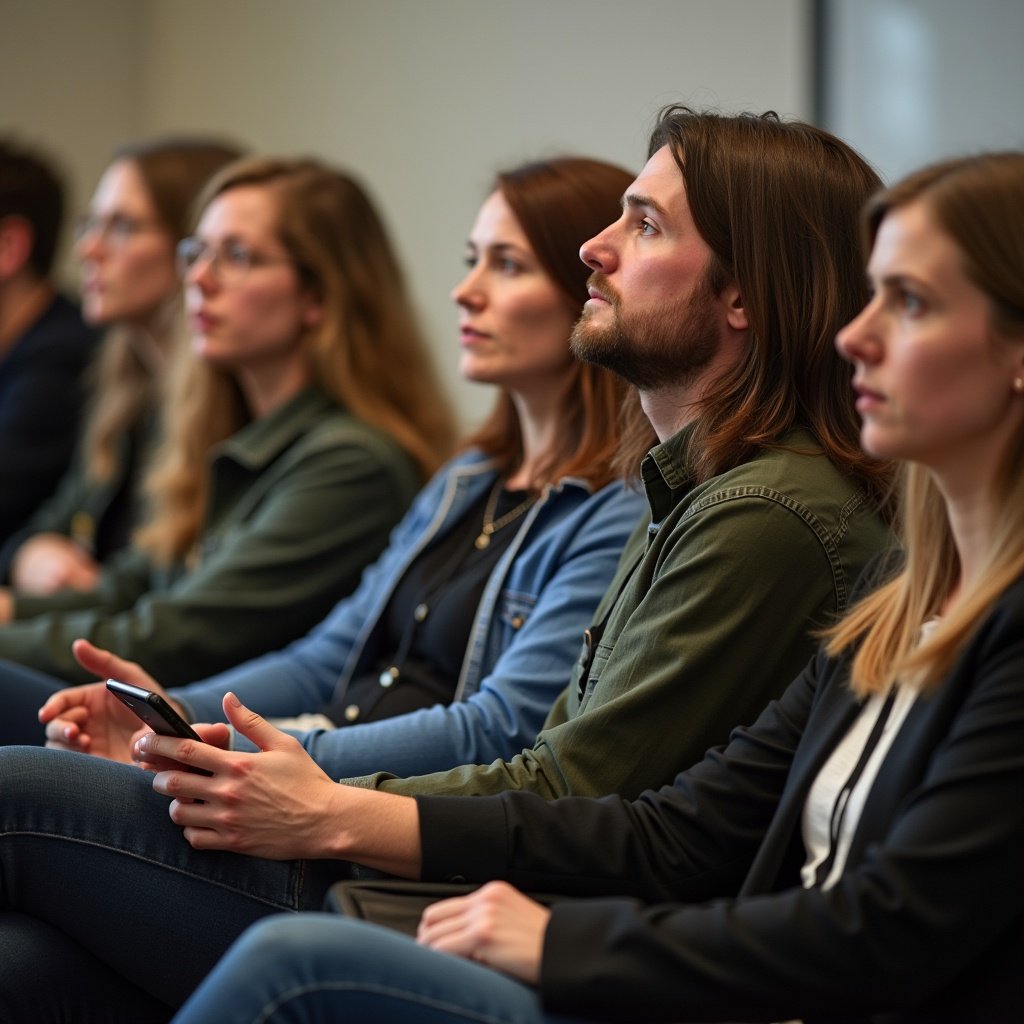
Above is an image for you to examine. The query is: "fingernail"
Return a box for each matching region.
[138,735,151,752]
[227,692,241,707]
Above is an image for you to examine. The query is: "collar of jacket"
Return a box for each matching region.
[212,387,340,471]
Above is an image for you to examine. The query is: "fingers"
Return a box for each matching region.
[137,732,219,777]
[222,692,293,753]
[43,708,91,747]
[72,639,158,691]
[38,685,93,723]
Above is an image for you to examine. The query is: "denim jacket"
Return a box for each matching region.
[173,449,646,779]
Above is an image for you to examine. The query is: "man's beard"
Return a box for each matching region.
[570,271,722,391]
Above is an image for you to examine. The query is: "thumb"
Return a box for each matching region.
[222,692,291,753]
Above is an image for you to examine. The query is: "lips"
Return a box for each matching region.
[852,379,885,413]
[459,324,491,346]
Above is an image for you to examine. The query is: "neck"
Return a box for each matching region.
[637,383,703,442]
[0,276,53,356]
[237,359,312,420]
[505,379,570,490]
[637,331,747,443]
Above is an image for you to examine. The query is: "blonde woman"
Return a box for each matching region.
[0,137,242,593]
[0,157,452,702]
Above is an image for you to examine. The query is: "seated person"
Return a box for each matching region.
[0,156,453,698]
[0,138,99,541]
[0,108,895,1018]
[0,137,242,594]
[176,150,1024,1024]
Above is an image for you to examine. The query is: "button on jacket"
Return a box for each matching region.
[0,388,419,685]
[174,449,647,779]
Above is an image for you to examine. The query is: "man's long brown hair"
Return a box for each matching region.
[616,106,892,510]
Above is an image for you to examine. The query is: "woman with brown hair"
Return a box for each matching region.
[0,137,242,593]
[0,155,450,699]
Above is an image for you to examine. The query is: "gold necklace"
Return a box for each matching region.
[474,479,536,550]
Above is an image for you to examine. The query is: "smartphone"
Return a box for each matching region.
[106,678,201,740]
[106,678,212,777]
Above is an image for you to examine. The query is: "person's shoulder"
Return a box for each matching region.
[700,432,868,507]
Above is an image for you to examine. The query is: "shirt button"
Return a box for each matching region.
[414,603,429,622]
[510,614,525,629]
[344,704,360,722]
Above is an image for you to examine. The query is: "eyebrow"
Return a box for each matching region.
[622,191,668,218]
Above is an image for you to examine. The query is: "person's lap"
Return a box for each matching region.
[0,745,346,1008]
[173,913,593,1024]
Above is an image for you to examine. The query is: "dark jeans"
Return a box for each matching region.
[0,745,346,1018]
[0,657,64,745]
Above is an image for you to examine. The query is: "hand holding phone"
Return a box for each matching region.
[105,678,212,775]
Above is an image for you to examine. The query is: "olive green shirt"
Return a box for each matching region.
[0,389,419,685]
[348,428,891,800]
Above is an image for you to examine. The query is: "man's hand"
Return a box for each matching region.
[417,881,550,985]
[141,692,350,861]
[38,639,180,762]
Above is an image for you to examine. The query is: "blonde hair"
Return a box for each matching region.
[82,138,244,482]
[826,153,1024,695]
[136,156,454,564]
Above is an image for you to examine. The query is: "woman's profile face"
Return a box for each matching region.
[182,185,322,376]
[452,190,576,400]
[75,159,178,330]
[836,200,1024,473]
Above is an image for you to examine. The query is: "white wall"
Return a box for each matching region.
[3,0,810,426]
[820,0,1024,183]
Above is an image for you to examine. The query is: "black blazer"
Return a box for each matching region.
[418,569,1024,1022]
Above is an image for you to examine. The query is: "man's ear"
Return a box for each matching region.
[721,281,749,332]
[0,216,35,280]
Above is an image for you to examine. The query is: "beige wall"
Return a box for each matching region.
[3,0,811,426]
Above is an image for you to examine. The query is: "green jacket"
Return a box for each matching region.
[351,428,892,800]
[0,389,419,685]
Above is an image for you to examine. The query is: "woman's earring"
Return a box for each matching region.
[1014,376,1024,394]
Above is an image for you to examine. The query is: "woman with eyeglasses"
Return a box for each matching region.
[0,156,452,727]
[0,138,242,598]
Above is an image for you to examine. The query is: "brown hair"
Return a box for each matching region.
[136,156,455,563]
[0,137,65,277]
[617,106,892,508]
[82,137,244,482]
[826,152,1024,695]
[463,157,641,489]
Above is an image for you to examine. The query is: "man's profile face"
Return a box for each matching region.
[571,145,727,391]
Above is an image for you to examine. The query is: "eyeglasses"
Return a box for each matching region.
[176,237,298,287]
[74,212,165,246]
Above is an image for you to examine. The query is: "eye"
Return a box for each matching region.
[498,256,523,275]
[108,214,138,239]
[898,289,925,315]
[637,219,657,237]
[462,253,478,269]
[224,241,254,269]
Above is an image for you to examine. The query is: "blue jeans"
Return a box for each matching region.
[172,913,594,1024]
[0,745,346,1015]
